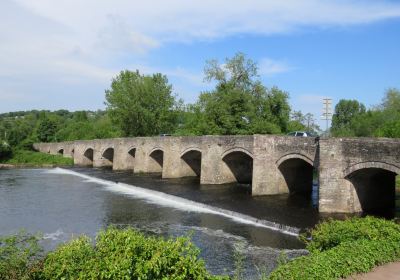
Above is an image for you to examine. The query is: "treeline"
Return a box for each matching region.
[104,53,319,137]
[331,88,400,138]
[0,110,121,160]
[0,53,319,155]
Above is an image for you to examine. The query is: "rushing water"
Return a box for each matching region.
[0,167,397,278]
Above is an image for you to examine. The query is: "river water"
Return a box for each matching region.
[0,167,397,278]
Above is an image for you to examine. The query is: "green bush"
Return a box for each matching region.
[42,227,227,280]
[0,230,42,280]
[269,217,400,280]
[305,216,400,253]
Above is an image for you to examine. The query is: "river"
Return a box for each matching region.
[0,167,398,278]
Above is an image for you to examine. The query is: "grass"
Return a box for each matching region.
[396,175,400,189]
[0,149,73,166]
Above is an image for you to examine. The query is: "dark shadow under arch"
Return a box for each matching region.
[102,148,114,162]
[84,148,94,162]
[150,149,164,168]
[181,150,201,177]
[58,149,64,155]
[223,151,253,184]
[128,148,136,158]
[278,158,314,194]
[346,167,396,215]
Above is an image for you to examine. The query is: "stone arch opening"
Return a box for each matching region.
[127,147,136,170]
[181,149,202,177]
[149,149,164,172]
[346,167,397,215]
[222,150,253,184]
[84,148,94,163]
[102,147,114,163]
[58,148,64,155]
[278,156,314,194]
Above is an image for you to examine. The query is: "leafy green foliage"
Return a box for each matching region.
[304,216,400,252]
[105,70,180,137]
[42,227,227,280]
[0,230,42,280]
[0,150,73,166]
[332,88,400,137]
[177,53,291,135]
[269,217,400,280]
[0,228,227,279]
[36,117,58,142]
[331,99,366,134]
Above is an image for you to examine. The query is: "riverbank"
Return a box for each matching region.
[0,149,73,167]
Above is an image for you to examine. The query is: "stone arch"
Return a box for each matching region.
[276,153,314,167]
[57,148,64,155]
[221,147,253,160]
[101,147,114,163]
[276,153,314,194]
[126,147,136,170]
[344,161,400,178]
[128,147,136,158]
[83,148,94,163]
[149,148,164,171]
[222,149,253,184]
[181,148,202,177]
[344,161,399,215]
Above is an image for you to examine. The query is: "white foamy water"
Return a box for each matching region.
[43,229,64,240]
[46,168,300,236]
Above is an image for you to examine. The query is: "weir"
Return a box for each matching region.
[33,135,400,214]
[48,168,300,236]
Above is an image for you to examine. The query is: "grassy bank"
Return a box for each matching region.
[269,216,400,280]
[0,149,73,166]
[397,175,400,189]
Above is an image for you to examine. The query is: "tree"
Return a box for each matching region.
[186,53,291,135]
[331,99,366,135]
[105,70,179,137]
[381,88,400,112]
[36,117,58,142]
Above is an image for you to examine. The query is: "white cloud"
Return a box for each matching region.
[1,0,400,111]
[259,58,294,76]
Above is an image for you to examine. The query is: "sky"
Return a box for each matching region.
[1,0,400,127]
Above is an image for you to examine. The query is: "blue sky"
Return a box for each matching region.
[1,0,400,127]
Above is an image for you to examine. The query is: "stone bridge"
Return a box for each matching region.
[33,135,400,214]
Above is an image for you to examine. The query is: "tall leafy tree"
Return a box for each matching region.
[331,99,366,136]
[184,53,291,135]
[105,70,178,137]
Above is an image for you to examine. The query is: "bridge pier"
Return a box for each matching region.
[112,138,137,171]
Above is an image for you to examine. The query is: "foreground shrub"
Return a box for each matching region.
[0,231,42,280]
[269,217,400,280]
[305,216,400,253]
[42,227,227,280]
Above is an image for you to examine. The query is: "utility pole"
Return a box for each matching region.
[321,98,332,136]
